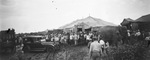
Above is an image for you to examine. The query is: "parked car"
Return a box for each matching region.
[22,35,58,52]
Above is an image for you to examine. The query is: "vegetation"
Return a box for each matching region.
[6,38,149,60]
[109,40,147,60]
[55,38,149,60]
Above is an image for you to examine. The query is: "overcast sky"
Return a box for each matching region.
[0,0,150,33]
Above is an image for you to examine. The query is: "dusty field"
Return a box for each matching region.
[24,45,90,60]
[0,45,90,60]
[1,40,150,60]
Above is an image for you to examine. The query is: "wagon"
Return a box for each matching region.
[0,29,16,53]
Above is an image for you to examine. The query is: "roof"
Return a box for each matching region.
[59,16,116,29]
[121,18,134,26]
[134,14,150,22]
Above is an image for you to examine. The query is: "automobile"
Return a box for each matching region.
[22,35,58,52]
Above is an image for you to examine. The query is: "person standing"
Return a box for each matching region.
[99,40,105,52]
[145,32,150,47]
[63,34,68,44]
[89,36,103,60]
[54,35,59,44]
[87,40,92,49]
[74,33,79,45]
[127,30,131,44]
[60,34,65,44]
[70,33,74,45]
[66,33,70,45]
[86,33,92,44]
[79,33,85,45]
[16,37,24,53]
[12,37,25,60]
[51,35,54,42]
[104,41,109,55]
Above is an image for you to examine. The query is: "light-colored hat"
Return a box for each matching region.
[100,40,105,45]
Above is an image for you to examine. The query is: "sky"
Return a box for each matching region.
[0,0,150,33]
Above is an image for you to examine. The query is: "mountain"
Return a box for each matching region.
[59,16,116,29]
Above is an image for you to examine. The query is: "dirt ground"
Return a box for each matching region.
[1,41,150,60]
[0,45,91,60]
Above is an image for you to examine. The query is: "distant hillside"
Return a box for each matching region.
[59,16,116,29]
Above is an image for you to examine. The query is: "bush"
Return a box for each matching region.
[108,40,147,60]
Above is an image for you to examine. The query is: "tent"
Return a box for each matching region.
[59,16,116,29]
[134,14,150,23]
[120,14,150,31]
[120,18,134,29]
[134,14,150,32]
[74,22,91,32]
[121,18,134,26]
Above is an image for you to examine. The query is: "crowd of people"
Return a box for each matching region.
[47,31,95,46]
[14,29,150,60]
[87,34,110,60]
[46,31,110,60]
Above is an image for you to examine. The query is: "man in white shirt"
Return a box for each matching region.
[54,36,59,42]
[60,35,65,44]
[89,36,102,60]
[70,34,74,45]
[135,30,141,36]
[86,34,92,44]
[127,30,131,37]
[74,33,79,45]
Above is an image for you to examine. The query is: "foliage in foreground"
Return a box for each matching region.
[108,40,147,60]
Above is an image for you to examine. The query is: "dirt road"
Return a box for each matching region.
[1,41,150,60]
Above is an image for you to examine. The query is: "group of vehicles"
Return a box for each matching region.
[0,29,60,53]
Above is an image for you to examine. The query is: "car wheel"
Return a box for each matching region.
[54,45,60,51]
[46,46,54,53]
[23,45,30,53]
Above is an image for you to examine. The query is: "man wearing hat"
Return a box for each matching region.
[89,36,103,60]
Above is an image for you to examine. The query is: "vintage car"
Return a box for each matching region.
[22,35,59,52]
